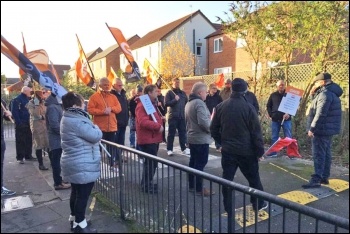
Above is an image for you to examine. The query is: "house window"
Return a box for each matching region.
[214,67,231,74]
[196,46,202,56]
[236,31,247,48]
[214,37,223,53]
[149,46,152,58]
[100,60,104,69]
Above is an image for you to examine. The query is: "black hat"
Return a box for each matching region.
[313,72,331,82]
[232,78,248,92]
[136,85,143,93]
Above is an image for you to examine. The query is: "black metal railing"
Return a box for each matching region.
[95,140,349,233]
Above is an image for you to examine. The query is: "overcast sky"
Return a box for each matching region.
[1,1,232,78]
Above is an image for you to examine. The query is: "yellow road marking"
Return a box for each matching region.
[278,191,318,204]
[177,225,202,233]
[269,162,309,182]
[323,179,349,192]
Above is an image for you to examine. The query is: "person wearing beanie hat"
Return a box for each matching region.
[231,78,248,92]
[266,80,292,157]
[211,76,267,213]
[220,78,232,101]
[303,72,343,189]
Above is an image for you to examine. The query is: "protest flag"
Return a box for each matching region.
[264,137,302,158]
[215,73,224,88]
[1,35,67,98]
[106,23,141,83]
[107,66,118,88]
[143,59,153,84]
[75,34,95,88]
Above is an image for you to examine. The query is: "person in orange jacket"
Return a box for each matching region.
[87,77,121,170]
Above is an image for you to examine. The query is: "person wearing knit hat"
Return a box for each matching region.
[220,78,232,101]
[303,72,343,189]
[266,80,292,157]
[211,77,267,213]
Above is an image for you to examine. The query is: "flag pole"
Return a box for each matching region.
[1,102,14,123]
[75,34,96,82]
[145,58,175,95]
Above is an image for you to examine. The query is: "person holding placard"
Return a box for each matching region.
[266,80,292,157]
[136,84,164,194]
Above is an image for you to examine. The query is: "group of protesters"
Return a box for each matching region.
[1,71,342,231]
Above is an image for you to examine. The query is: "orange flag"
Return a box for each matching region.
[107,66,118,88]
[143,59,153,84]
[106,23,141,83]
[75,35,94,87]
[215,73,224,88]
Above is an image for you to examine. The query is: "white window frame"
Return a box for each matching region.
[214,67,231,74]
[236,31,247,48]
[214,37,223,53]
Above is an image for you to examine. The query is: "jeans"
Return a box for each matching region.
[221,152,264,213]
[188,144,209,192]
[167,118,187,151]
[70,182,95,223]
[129,118,136,147]
[270,120,292,154]
[115,126,126,161]
[139,143,159,189]
[49,148,63,186]
[311,135,332,182]
[1,138,5,188]
[15,124,32,160]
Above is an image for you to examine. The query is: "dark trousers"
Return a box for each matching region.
[15,124,32,160]
[36,149,44,166]
[162,121,166,142]
[101,131,116,166]
[139,143,159,189]
[70,182,95,223]
[311,135,332,182]
[1,138,5,188]
[188,144,209,192]
[115,126,126,161]
[221,153,264,213]
[167,118,187,151]
[49,148,63,186]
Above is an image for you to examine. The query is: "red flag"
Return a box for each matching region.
[75,36,94,87]
[265,137,302,158]
[1,35,67,97]
[106,24,141,83]
[215,73,224,88]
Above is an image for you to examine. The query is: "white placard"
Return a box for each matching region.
[139,94,157,122]
[278,86,304,116]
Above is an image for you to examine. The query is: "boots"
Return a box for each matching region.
[36,149,48,170]
[73,219,97,233]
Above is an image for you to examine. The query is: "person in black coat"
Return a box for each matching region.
[211,78,267,214]
[205,82,222,151]
[157,89,167,143]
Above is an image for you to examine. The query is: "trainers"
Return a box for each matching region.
[17,159,24,164]
[54,183,71,190]
[196,188,215,197]
[302,181,321,189]
[183,148,190,155]
[216,147,222,152]
[265,153,277,158]
[167,150,173,156]
[1,187,16,196]
[253,201,268,212]
[320,178,329,185]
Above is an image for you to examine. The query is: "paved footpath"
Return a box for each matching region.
[1,138,131,233]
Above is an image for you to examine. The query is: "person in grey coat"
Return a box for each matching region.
[185,82,215,197]
[303,73,343,189]
[61,92,102,233]
[45,93,70,190]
